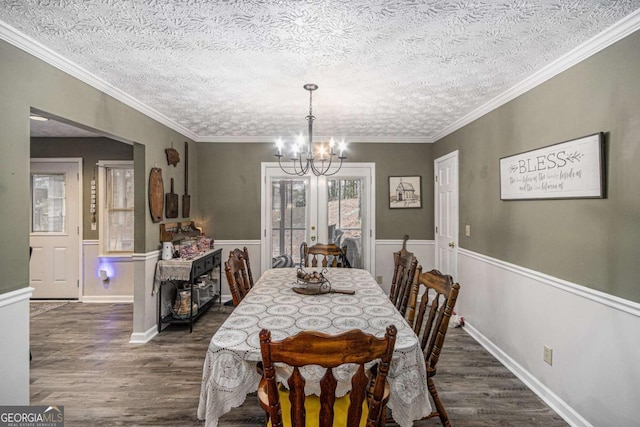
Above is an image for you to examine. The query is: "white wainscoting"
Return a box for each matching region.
[130,250,161,344]
[458,248,640,427]
[82,240,134,303]
[0,287,32,405]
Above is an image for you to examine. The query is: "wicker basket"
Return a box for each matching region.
[173,289,198,319]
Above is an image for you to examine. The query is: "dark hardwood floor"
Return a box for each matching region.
[30,302,568,426]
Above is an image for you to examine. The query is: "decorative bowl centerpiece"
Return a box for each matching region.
[292,267,355,295]
[296,267,328,285]
[293,267,331,294]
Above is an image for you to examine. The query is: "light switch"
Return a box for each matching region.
[465,224,471,237]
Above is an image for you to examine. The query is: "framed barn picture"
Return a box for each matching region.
[389,176,422,209]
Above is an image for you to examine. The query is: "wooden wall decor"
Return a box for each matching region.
[165,178,179,218]
[182,141,191,217]
[148,167,164,223]
[165,147,180,166]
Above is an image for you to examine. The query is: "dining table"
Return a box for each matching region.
[197,267,431,427]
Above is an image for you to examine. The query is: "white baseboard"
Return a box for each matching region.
[81,295,133,303]
[129,325,158,344]
[463,322,592,427]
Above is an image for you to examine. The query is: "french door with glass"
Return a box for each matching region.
[261,163,375,273]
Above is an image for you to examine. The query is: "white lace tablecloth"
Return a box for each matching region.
[197,268,430,427]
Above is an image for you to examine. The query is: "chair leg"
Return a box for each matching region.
[427,377,450,427]
[379,405,387,427]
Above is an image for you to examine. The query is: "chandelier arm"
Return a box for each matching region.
[309,163,322,177]
[310,155,332,176]
[277,155,305,176]
[297,154,310,175]
[320,157,345,177]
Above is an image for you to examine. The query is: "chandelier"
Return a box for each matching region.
[275,83,347,176]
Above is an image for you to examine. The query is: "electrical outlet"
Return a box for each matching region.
[544,345,553,365]
[376,275,383,285]
[465,224,471,237]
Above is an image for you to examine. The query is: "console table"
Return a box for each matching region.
[155,248,222,333]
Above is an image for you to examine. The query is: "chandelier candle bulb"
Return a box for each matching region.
[339,141,346,158]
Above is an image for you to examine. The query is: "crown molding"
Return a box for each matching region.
[3,7,639,146]
[197,135,433,143]
[430,8,640,142]
[0,20,199,141]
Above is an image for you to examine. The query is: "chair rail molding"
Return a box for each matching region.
[458,248,640,317]
[0,286,34,307]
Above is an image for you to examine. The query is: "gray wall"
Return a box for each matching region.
[31,137,134,240]
[0,39,193,295]
[434,30,640,303]
[196,142,434,241]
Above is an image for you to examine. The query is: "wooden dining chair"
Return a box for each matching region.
[224,256,250,306]
[258,325,397,427]
[388,235,415,311]
[302,242,350,268]
[394,257,419,318]
[230,247,254,292]
[403,268,461,426]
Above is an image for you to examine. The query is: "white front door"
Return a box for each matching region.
[434,151,459,278]
[262,163,375,273]
[30,159,81,299]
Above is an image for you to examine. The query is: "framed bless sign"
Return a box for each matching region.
[499,133,605,200]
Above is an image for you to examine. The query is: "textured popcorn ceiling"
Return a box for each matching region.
[3,1,640,142]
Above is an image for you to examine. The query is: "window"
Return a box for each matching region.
[271,179,307,264]
[99,161,134,254]
[31,173,66,232]
[328,178,363,268]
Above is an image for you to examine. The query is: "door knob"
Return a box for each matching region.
[448,242,455,248]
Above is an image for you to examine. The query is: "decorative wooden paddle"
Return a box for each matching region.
[165,178,179,218]
[148,167,164,223]
[182,141,191,218]
[292,286,355,295]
